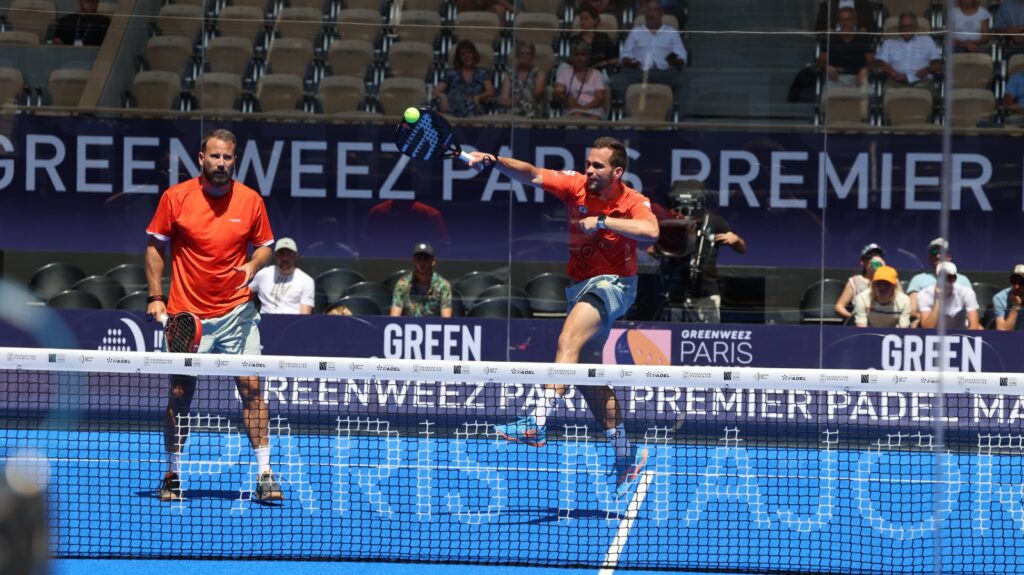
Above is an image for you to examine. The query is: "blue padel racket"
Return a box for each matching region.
[394,108,474,165]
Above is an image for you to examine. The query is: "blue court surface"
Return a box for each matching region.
[10,425,1024,574]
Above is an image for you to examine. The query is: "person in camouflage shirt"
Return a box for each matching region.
[389,242,454,318]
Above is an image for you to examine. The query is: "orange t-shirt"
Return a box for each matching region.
[146,178,274,318]
[542,169,656,282]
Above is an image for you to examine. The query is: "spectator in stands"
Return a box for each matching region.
[906,237,973,321]
[569,5,619,72]
[814,0,876,35]
[611,0,687,119]
[457,0,514,24]
[433,40,495,118]
[498,41,546,119]
[874,12,943,98]
[834,243,886,321]
[949,0,991,53]
[852,265,910,328]
[52,0,110,46]
[993,264,1024,330]
[1001,70,1024,125]
[390,242,454,318]
[327,304,353,316]
[917,261,982,330]
[248,237,314,315]
[553,42,608,119]
[817,7,875,91]
[994,0,1024,56]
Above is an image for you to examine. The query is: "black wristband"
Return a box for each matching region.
[147,295,165,303]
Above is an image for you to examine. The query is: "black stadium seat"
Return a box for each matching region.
[72,276,126,309]
[344,281,393,314]
[524,272,570,314]
[799,279,846,324]
[382,269,411,291]
[468,297,527,319]
[105,264,147,293]
[328,295,381,316]
[29,262,85,301]
[315,268,366,313]
[46,290,102,309]
[475,284,532,318]
[452,271,503,308]
[115,290,149,311]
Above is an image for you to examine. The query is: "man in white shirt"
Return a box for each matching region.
[874,12,942,98]
[610,0,687,120]
[916,261,982,330]
[249,237,315,314]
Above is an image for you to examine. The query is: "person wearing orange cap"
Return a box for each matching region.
[852,265,910,328]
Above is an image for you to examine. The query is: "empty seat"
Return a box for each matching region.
[194,72,243,110]
[949,88,995,128]
[6,0,55,43]
[327,294,380,315]
[520,0,562,14]
[512,12,560,50]
[228,0,268,10]
[343,281,393,313]
[624,83,673,120]
[821,86,868,125]
[265,36,314,76]
[0,67,25,106]
[343,0,381,10]
[382,269,411,291]
[884,87,932,126]
[29,262,85,301]
[475,284,532,317]
[157,4,205,41]
[275,6,324,41]
[391,9,441,44]
[105,264,147,292]
[145,35,194,75]
[396,0,439,11]
[533,43,554,77]
[972,281,999,327]
[335,8,381,43]
[451,270,503,308]
[468,297,527,318]
[524,272,570,314]
[205,35,254,76]
[881,15,930,35]
[315,267,366,312]
[1009,54,1024,79]
[951,52,993,90]
[376,76,427,114]
[132,70,181,109]
[289,0,327,10]
[453,11,501,49]
[476,43,495,70]
[0,30,40,45]
[256,73,305,112]
[317,74,365,113]
[387,40,434,80]
[72,275,125,309]
[47,290,102,310]
[48,69,91,106]
[799,279,846,323]
[327,38,375,78]
[115,290,149,311]
[217,5,266,41]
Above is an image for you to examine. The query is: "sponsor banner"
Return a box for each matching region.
[1,118,1023,269]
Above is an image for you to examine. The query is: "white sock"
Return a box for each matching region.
[255,446,271,474]
[531,387,560,427]
[167,451,182,475]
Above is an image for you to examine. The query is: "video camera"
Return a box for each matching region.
[654,181,713,288]
[667,183,707,218]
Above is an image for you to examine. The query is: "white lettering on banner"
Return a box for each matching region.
[379,142,414,200]
[76,135,112,193]
[335,141,372,198]
[168,137,199,186]
[123,137,160,194]
[292,140,327,198]
[382,324,482,360]
[26,134,66,191]
[0,135,13,190]
[680,329,754,365]
[236,139,283,196]
[770,151,807,208]
[818,152,869,208]
[880,334,982,372]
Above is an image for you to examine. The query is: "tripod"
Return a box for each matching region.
[650,213,710,323]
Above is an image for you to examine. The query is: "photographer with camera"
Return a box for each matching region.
[649,180,745,323]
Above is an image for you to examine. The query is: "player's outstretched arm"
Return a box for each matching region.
[465,151,543,187]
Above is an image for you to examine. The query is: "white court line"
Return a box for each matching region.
[597,470,653,575]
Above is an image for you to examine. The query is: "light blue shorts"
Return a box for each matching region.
[196,301,262,355]
[565,274,638,338]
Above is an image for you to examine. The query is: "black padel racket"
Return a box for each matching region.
[164,312,202,353]
[394,108,474,164]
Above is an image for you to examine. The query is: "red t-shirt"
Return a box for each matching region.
[542,169,656,282]
[146,178,274,318]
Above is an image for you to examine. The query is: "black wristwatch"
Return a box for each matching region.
[147,295,165,303]
[597,214,608,229]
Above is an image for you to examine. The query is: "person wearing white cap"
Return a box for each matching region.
[916,261,982,330]
[906,237,973,323]
[993,264,1024,330]
[248,237,315,315]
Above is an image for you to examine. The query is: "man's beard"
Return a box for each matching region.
[204,166,232,187]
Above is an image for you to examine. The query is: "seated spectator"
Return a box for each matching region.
[327,304,353,316]
[814,0,876,34]
[248,238,315,315]
[834,243,886,320]
[553,42,608,118]
[52,0,110,46]
[569,5,619,72]
[853,265,911,328]
[498,41,547,118]
[874,13,942,98]
[457,0,514,24]
[390,243,453,318]
[433,40,495,118]
[1002,70,1024,125]
[818,7,875,91]
[993,264,1024,330]
[907,237,973,321]
[994,0,1024,57]
[917,261,982,330]
[949,0,991,53]
[610,0,687,120]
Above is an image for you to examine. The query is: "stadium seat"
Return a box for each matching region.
[343,0,382,11]
[1009,54,1024,80]
[0,67,25,106]
[0,30,39,45]
[216,5,266,41]
[29,262,86,301]
[105,264,147,293]
[335,8,382,44]
[449,289,466,317]
[949,88,995,128]
[391,10,441,45]
[387,41,435,80]
[624,83,673,121]
[524,272,570,315]
[475,284,532,317]
[570,13,619,38]
[395,0,439,11]
[315,267,366,312]
[344,281,393,313]
[881,0,933,19]
[382,269,411,291]
[451,271,503,308]
[532,43,555,77]
[275,7,325,41]
[115,290,149,311]
[193,72,243,111]
[952,52,993,90]
[227,0,268,10]
[512,12,561,51]
[317,74,365,113]
[820,86,868,126]
[475,43,495,71]
[48,69,91,107]
[174,0,206,7]
[132,71,181,109]
[884,87,932,126]
[881,15,930,35]
[520,0,562,14]
[145,35,195,75]
[6,0,55,43]
[288,0,327,11]
[71,276,125,309]
[327,294,380,315]
[468,297,527,318]
[972,282,999,327]
[265,36,314,76]
[205,36,254,77]
[257,73,306,112]
[452,11,501,49]
[157,4,205,41]
[799,279,846,324]
[46,290,102,310]
[326,39,375,78]
[376,77,427,115]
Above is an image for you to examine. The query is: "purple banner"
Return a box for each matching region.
[0,117,1022,269]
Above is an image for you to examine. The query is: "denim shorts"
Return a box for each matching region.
[195,301,262,355]
[565,274,638,337]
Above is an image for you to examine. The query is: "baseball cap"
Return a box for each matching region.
[412,242,434,257]
[275,237,298,253]
[928,237,949,252]
[936,261,957,278]
[872,265,898,285]
[860,243,884,258]
[1010,264,1024,283]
